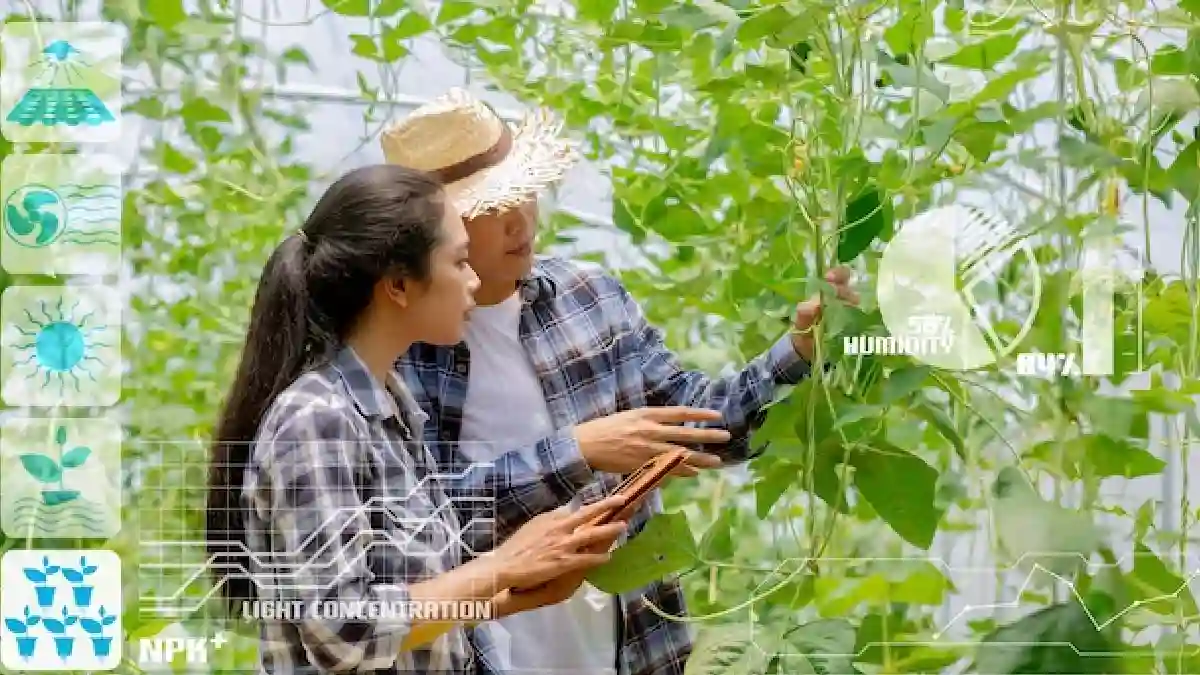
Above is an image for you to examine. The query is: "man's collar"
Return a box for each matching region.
[518,257,557,303]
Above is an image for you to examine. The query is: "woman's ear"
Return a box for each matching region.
[384,275,408,308]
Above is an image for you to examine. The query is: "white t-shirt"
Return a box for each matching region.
[458,291,618,674]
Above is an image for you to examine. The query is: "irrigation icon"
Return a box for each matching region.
[0,22,123,143]
[1,418,122,539]
[0,549,121,670]
[1,154,123,275]
[0,285,122,407]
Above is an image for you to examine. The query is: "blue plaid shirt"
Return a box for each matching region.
[396,256,812,675]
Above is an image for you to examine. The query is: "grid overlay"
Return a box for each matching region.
[133,442,499,622]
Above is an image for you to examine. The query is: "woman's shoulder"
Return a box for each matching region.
[255,363,363,444]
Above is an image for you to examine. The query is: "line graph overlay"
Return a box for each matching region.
[133,440,501,621]
[730,551,1200,664]
[723,453,1200,666]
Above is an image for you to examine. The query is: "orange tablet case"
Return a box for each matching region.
[588,449,688,526]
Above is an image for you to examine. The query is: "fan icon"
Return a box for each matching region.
[3,186,65,248]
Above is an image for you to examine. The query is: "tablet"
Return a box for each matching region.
[587,449,689,526]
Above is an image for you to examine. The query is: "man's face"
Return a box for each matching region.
[463,197,539,289]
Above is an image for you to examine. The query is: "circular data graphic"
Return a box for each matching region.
[876,205,1041,371]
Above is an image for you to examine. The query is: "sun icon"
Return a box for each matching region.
[2,286,121,407]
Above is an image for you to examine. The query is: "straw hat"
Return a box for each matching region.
[380,88,580,219]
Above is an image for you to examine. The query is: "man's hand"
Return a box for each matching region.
[573,406,730,476]
[792,266,860,363]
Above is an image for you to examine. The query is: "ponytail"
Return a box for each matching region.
[206,233,315,613]
[204,164,448,615]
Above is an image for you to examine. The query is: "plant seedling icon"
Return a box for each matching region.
[22,555,59,607]
[19,425,91,506]
[4,607,42,659]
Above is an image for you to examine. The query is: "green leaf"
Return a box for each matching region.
[1129,543,1199,617]
[972,601,1123,673]
[880,365,931,405]
[913,403,965,457]
[884,7,934,57]
[1077,395,1150,440]
[322,0,372,15]
[753,457,798,518]
[281,47,313,68]
[1152,45,1189,75]
[1132,386,1195,414]
[60,446,91,469]
[699,507,734,560]
[437,0,476,23]
[1031,435,1165,479]
[780,619,859,674]
[890,562,953,605]
[20,454,61,483]
[956,121,1011,162]
[684,624,772,675]
[350,34,380,60]
[180,99,232,125]
[1169,140,1200,201]
[387,11,434,40]
[789,41,812,72]
[1083,436,1165,478]
[850,442,943,549]
[835,404,885,429]
[158,142,197,174]
[54,426,67,445]
[939,31,1025,69]
[879,61,952,101]
[736,6,795,42]
[791,378,837,443]
[146,0,187,28]
[837,187,891,263]
[125,97,170,120]
[374,0,409,15]
[659,4,724,30]
[586,511,697,594]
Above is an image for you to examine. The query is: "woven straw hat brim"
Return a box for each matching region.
[380,88,581,220]
[441,108,580,219]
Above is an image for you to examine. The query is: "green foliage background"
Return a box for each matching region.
[1,0,1200,672]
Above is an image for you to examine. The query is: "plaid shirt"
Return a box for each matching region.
[397,256,812,675]
[244,346,476,674]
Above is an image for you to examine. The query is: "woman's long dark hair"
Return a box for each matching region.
[206,164,446,613]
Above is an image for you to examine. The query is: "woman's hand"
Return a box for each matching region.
[492,535,615,617]
[490,494,630,591]
[491,565,592,618]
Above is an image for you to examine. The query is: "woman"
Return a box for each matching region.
[205,164,632,674]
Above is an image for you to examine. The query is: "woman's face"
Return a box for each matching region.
[404,205,479,345]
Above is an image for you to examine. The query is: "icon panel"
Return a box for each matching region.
[1,417,122,539]
[0,22,124,143]
[0,285,123,407]
[1,153,123,275]
[0,549,122,670]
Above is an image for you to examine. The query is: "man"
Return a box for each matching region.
[381,88,857,675]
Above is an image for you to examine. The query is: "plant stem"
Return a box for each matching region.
[57,436,64,493]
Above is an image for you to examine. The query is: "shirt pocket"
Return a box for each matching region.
[557,332,621,415]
